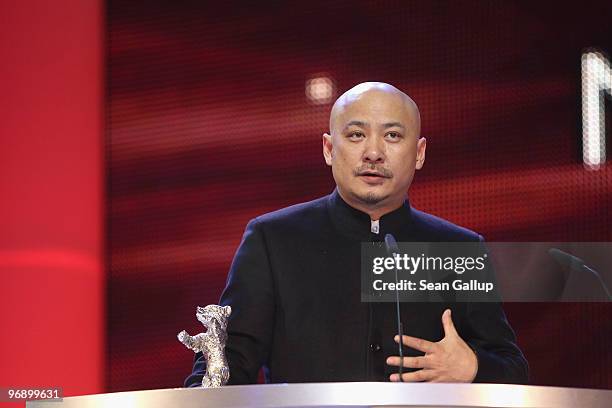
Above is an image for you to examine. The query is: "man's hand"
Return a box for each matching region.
[386,309,478,382]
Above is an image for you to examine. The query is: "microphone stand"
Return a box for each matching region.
[385,234,404,382]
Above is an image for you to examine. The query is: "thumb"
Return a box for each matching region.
[442,309,458,338]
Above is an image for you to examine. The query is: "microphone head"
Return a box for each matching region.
[548,248,585,270]
[549,248,610,300]
[384,233,399,255]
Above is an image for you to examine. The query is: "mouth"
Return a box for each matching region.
[357,171,390,184]
[359,171,388,177]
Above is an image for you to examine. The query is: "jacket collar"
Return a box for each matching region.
[326,188,413,241]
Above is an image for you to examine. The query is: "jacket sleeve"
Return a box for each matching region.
[462,235,529,384]
[184,218,275,386]
[464,301,529,383]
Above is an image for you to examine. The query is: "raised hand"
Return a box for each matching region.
[386,309,478,382]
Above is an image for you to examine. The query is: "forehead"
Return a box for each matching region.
[332,90,417,131]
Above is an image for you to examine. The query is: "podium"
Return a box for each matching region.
[27,382,611,407]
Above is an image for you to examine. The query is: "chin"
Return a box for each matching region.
[355,190,389,205]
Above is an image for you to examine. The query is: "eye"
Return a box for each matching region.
[385,131,403,141]
[347,131,365,141]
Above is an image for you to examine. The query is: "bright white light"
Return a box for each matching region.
[306,76,335,104]
[582,50,611,170]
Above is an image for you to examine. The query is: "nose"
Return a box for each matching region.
[363,134,385,164]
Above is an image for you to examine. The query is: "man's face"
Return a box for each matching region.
[323,89,426,214]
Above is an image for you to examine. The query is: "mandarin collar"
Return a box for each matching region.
[326,188,413,241]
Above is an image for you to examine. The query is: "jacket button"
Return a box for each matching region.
[370,343,381,352]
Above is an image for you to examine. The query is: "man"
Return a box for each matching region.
[185,82,528,385]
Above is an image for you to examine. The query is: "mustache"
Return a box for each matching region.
[353,164,393,178]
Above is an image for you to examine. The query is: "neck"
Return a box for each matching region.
[336,187,405,220]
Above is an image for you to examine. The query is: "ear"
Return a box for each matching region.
[322,133,333,166]
[415,136,426,170]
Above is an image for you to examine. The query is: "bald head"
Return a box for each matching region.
[322,81,427,220]
[329,82,421,137]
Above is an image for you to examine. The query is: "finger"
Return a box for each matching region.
[390,369,436,382]
[441,309,458,338]
[395,335,437,354]
[386,356,432,369]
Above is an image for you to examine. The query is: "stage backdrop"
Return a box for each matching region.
[108,1,612,391]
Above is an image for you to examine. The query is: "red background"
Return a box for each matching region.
[0,0,104,406]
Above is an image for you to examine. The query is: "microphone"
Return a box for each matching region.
[384,233,404,381]
[548,248,611,300]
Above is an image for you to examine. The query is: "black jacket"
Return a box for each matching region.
[185,190,528,386]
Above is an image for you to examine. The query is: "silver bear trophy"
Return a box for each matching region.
[178,304,232,388]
